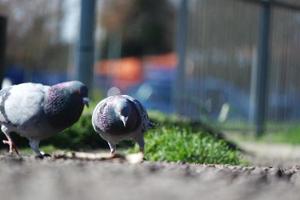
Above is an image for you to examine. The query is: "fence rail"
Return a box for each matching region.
[0,16,7,87]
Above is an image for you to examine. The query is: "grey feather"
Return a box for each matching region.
[92,95,151,153]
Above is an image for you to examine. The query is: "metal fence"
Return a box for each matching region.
[0,16,6,86]
[175,0,300,133]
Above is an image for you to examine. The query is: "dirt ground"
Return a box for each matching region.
[241,141,300,167]
[1,146,300,200]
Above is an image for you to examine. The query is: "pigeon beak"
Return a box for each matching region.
[120,116,128,127]
[83,97,90,108]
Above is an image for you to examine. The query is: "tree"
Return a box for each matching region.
[99,0,176,58]
[0,0,69,71]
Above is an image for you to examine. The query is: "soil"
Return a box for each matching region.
[1,148,300,200]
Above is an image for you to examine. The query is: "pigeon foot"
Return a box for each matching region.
[35,153,51,159]
[109,152,125,159]
[3,140,19,155]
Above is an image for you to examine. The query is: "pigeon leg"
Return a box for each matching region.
[1,126,19,155]
[108,142,117,157]
[29,139,50,158]
[136,136,145,154]
[2,138,19,155]
[104,142,125,160]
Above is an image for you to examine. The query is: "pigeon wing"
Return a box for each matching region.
[0,86,12,124]
[0,83,49,126]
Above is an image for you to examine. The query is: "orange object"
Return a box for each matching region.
[95,57,142,79]
[94,53,177,89]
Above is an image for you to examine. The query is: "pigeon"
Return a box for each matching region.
[0,80,89,157]
[92,95,152,157]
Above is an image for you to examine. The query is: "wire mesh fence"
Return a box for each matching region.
[175,0,300,133]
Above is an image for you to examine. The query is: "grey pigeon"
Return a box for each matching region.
[0,80,89,157]
[92,95,152,156]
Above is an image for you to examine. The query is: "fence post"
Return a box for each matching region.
[0,16,7,87]
[75,0,96,91]
[174,0,188,115]
[253,1,271,136]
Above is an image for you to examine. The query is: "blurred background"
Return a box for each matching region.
[1,0,300,136]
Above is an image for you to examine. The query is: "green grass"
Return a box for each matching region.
[258,126,300,145]
[19,145,60,155]
[226,124,300,146]
[139,126,241,165]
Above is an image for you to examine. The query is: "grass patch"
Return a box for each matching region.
[130,125,241,165]
[226,124,300,146]
[19,145,61,156]
[133,112,243,164]
[258,126,300,145]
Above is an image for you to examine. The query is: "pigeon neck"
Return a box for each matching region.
[44,86,84,129]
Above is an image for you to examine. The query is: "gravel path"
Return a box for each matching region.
[0,154,300,200]
[239,142,300,167]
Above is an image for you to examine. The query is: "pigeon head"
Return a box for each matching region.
[63,81,89,107]
[44,81,89,129]
[94,95,142,135]
[114,98,131,127]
